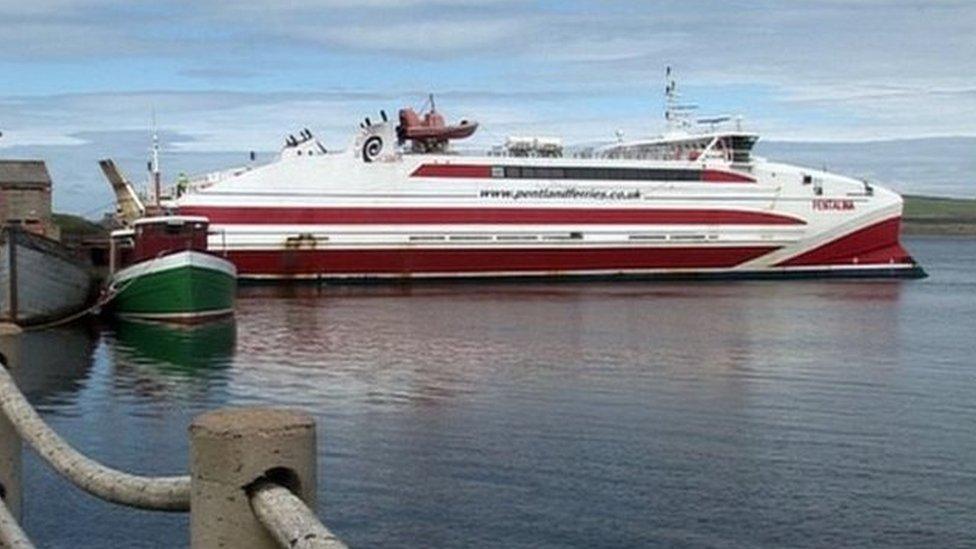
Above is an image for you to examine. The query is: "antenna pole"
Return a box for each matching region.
[151,111,161,208]
[664,67,674,132]
[663,66,695,133]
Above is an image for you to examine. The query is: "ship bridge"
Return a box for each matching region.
[594,131,759,165]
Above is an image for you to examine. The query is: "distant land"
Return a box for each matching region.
[902,195,976,236]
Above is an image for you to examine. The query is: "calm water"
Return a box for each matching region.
[7,237,976,548]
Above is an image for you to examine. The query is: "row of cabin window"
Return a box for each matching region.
[500,166,701,181]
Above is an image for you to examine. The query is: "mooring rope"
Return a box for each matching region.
[248,480,348,549]
[19,249,173,332]
[0,497,34,549]
[0,365,190,511]
[18,301,102,333]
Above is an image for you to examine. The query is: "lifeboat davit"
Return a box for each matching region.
[397,96,477,152]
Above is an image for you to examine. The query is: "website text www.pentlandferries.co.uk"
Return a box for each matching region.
[479,188,642,200]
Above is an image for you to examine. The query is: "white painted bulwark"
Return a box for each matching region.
[109,249,236,287]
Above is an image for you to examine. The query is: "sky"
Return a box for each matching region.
[1,0,974,213]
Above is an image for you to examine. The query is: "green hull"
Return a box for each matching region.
[109,252,236,321]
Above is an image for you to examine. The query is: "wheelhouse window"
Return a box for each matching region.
[729,135,757,163]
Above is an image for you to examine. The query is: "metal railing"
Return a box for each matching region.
[0,348,348,549]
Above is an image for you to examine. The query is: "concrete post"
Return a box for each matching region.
[189,408,317,549]
[0,329,22,522]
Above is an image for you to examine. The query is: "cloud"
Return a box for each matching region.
[3,1,974,96]
[211,0,516,10]
[0,89,625,152]
[0,21,143,59]
[0,0,113,16]
[179,68,261,81]
[298,18,530,57]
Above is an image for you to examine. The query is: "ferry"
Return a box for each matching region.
[144,72,925,281]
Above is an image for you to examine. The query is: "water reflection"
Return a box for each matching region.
[111,318,237,373]
[0,323,96,404]
[233,280,907,395]
[105,317,237,403]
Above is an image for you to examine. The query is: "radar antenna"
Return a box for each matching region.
[663,66,697,133]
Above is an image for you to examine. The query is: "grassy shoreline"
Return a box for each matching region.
[902,195,976,236]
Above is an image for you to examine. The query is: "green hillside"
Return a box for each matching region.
[902,195,976,235]
[52,213,106,237]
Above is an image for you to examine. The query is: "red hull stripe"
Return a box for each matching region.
[179,206,803,226]
[410,163,755,183]
[700,169,755,183]
[776,217,914,267]
[227,246,780,276]
[412,164,493,178]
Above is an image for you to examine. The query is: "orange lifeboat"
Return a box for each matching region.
[397,96,478,152]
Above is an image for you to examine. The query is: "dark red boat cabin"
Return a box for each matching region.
[110,216,211,271]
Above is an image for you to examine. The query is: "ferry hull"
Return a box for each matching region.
[235,264,925,283]
[206,218,921,281]
[225,252,923,281]
[175,157,923,282]
[188,204,921,281]
[226,245,780,279]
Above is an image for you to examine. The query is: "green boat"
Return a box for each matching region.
[107,216,236,322]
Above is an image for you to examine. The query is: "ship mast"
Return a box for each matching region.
[663,66,696,134]
[664,66,676,132]
[150,112,161,208]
